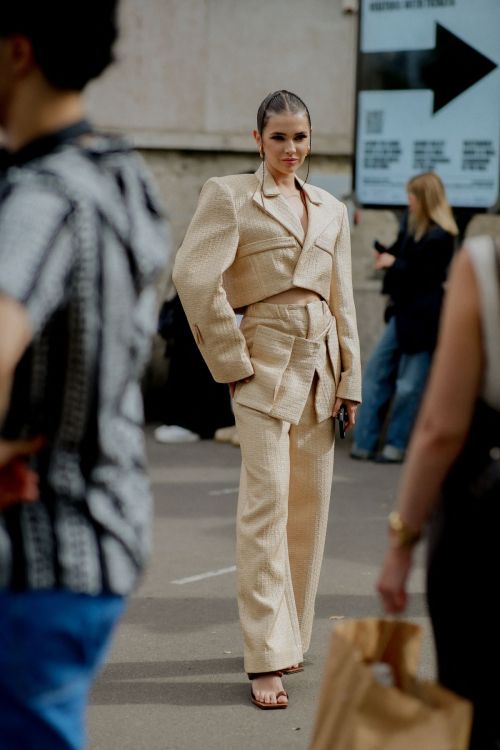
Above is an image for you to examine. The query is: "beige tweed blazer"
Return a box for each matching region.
[173,164,361,402]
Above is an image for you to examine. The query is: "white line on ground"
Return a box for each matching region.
[208,487,239,496]
[171,565,237,585]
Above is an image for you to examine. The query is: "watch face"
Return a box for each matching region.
[388,511,403,532]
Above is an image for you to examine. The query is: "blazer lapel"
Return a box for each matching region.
[252,164,305,245]
[301,183,334,253]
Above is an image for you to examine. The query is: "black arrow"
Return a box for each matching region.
[359,23,497,113]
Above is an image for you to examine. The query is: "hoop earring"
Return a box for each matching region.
[259,147,264,159]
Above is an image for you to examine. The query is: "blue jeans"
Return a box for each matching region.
[354,318,431,454]
[0,590,125,750]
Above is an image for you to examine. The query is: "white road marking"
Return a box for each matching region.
[149,466,240,484]
[208,487,239,496]
[171,565,237,585]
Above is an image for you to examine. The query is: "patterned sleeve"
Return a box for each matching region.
[0,184,75,334]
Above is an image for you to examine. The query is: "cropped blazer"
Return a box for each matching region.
[173,164,361,402]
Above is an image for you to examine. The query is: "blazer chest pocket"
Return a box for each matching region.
[314,234,335,256]
[234,324,294,415]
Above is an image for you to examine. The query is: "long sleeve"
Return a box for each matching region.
[329,203,362,402]
[383,229,454,300]
[173,178,254,383]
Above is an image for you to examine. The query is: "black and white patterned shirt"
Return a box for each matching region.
[0,122,170,595]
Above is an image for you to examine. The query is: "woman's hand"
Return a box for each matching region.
[332,398,358,431]
[374,252,396,271]
[377,544,413,614]
[229,376,253,398]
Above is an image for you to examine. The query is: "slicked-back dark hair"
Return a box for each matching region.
[0,0,118,91]
[256,90,311,135]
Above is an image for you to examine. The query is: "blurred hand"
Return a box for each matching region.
[377,545,413,614]
[332,398,358,432]
[0,437,44,511]
[229,376,253,399]
[374,252,396,270]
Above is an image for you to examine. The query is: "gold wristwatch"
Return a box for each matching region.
[388,511,421,549]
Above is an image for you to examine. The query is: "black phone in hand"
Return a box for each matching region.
[337,404,347,439]
[373,240,387,253]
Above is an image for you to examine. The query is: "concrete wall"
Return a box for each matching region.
[86,0,357,154]
[84,0,499,415]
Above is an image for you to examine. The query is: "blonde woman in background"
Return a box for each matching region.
[351,172,458,463]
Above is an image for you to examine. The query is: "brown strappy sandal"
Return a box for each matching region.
[248,671,288,710]
[282,663,304,675]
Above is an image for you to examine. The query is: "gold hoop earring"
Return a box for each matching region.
[259,147,264,159]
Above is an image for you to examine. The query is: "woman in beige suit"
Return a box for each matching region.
[173,90,361,709]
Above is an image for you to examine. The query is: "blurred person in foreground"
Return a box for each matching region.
[351,172,458,463]
[0,2,169,748]
[378,235,500,749]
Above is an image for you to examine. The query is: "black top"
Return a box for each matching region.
[382,214,455,353]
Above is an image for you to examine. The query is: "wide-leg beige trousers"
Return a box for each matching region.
[232,301,338,674]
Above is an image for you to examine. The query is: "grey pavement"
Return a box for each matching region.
[88,429,435,750]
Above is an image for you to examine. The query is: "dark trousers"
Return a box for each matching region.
[427,505,500,750]
[161,296,234,438]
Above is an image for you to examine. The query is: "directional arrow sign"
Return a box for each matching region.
[354,0,500,208]
[359,23,497,113]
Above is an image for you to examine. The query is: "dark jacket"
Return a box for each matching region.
[382,215,455,353]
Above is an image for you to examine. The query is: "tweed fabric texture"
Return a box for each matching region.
[234,300,338,424]
[173,164,361,402]
[234,302,336,673]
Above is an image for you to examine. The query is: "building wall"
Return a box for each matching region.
[85,0,499,413]
[86,0,358,154]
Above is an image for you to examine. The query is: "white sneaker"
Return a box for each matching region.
[154,425,200,443]
[214,425,240,447]
[214,426,237,443]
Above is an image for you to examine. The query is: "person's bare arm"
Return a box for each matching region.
[0,294,44,508]
[394,249,483,533]
[0,294,32,427]
[378,249,483,613]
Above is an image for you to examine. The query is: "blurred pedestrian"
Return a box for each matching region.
[154,294,235,443]
[0,2,169,747]
[351,172,458,463]
[174,90,361,709]
[377,235,500,749]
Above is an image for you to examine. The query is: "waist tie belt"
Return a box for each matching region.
[234,316,340,425]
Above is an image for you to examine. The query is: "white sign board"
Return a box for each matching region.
[355,0,500,207]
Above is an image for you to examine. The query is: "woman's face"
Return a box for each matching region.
[254,111,311,179]
[407,191,420,214]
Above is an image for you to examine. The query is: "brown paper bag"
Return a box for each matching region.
[310,618,472,750]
